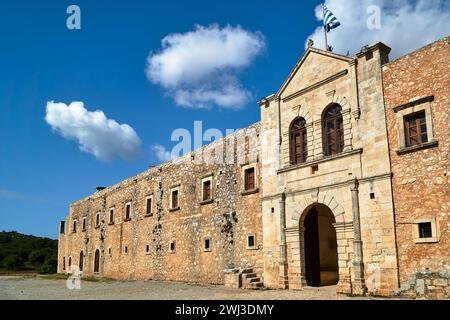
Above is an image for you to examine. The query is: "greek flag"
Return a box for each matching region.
[323,6,341,32]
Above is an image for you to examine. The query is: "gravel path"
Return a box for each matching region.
[0,275,388,300]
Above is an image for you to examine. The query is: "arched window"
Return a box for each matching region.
[79,251,84,272]
[289,117,308,165]
[62,257,66,271]
[94,249,100,273]
[323,104,344,156]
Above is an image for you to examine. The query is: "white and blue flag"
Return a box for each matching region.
[323,6,341,32]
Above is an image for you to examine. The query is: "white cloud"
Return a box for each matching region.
[45,101,141,162]
[146,24,265,109]
[306,0,450,59]
[151,144,173,163]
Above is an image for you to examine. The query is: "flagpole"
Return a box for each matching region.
[322,3,329,51]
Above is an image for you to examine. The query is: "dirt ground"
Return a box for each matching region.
[0,275,397,300]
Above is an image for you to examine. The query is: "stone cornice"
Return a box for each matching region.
[282,69,349,103]
[393,95,434,113]
[277,148,363,174]
[261,172,392,201]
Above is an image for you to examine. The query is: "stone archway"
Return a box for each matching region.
[303,203,339,287]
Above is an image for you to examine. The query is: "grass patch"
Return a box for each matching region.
[80,276,116,283]
[40,273,69,280]
[0,270,39,276]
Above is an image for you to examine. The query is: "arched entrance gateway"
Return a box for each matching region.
[302,203,339,287]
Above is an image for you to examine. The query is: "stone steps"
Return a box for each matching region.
[241,267,263,290]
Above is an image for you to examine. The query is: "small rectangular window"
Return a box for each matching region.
[146,197,153,215]
[202,180,212,201]
[244,168,255,191]
[404,111,428,147]
[125,203,131,220]
[109,208,114,224]
[171,190,179,209]
[108,247,112,256]
[72,221,77,233]
[124,246,128,254]
[204,238,211,252]
[418,222,433,239]
[60,221,66,234]
[169,241,176,253]
[95,213,100,227]
[146,244,150,254]
[247,234,256,249]
[82,217,86,231]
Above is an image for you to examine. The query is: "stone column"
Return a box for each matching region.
[298,226,307,287]
[279,193,289,288]
[350,178,367,295]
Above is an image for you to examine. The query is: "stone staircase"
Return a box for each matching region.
[241,268,264,290]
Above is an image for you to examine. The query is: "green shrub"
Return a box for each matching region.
[0,231,57,274]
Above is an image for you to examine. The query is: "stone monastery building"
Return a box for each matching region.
[58,37,449,298]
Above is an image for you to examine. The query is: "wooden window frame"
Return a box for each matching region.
[323,104,344,156]
[201,176,213,204]
[169,186,181,211]
[289,117,308,165]
[241,164,259,195]
[124,202,132,221]
[244,167,255,191]
[109,208,115,225]
[202,180,212,201]
[145,196,153,216]
[404,111,428,147]
[394,97,437,154]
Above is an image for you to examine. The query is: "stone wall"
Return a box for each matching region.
[383,37,450,293]
[394,270,450,300]
[57,37,449,298]
[58,123,264,285]
[259,44,398,296]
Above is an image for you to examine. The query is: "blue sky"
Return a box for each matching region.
[1,0,449,239]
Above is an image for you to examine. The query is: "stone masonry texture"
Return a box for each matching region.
[58,124,264,284]
[58,36,449,298]
[383,36,450,298]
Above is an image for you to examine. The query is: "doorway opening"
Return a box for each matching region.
[94,249,100,273]
[303,204,339,286]
[79,251,84,272]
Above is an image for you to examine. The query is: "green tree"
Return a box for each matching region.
[3,255,24,270]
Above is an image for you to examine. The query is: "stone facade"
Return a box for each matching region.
[382,36,450,298]
[58,37,449,298]
[259,44,397,296]
[58,124,264,286]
